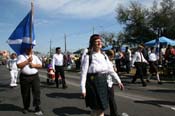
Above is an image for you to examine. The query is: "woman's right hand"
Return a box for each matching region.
[118,83,124,91]
[80,92,86,99]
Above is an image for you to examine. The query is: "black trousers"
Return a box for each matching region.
[55,65,66,87]
[108,86,119,116]
[125,60,131,73]
[19,73,41,109]
[115,59,121,72]
[132,62,146,86]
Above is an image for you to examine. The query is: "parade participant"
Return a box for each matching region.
[147,47,162,84]
[106,50,124,116]
[7,53,19,87]
[124,47,132,73]
[52,47,67,89]
[81,34,117,116]
[131,45,149,87]
[115,47,124,73]
[80,48,89,68]
[17,46,43,115]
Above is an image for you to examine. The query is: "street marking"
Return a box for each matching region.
[160,105,175,111]
[171,107,175,111]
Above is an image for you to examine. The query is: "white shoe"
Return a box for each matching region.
[10,83,17,86]
[35,110,43,115]
[121,112,129,116]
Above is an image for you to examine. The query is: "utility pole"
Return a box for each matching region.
[92,26,95,34]
[49,39,52,57]
[64,34,67,53]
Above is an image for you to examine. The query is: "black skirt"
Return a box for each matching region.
[149,61,158,73]
[85,73,108,110]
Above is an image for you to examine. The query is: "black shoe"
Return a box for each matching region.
[146,79,150,83]
[131,80,135,84]
[22,109,28,114]
[56,84,59,88]
[158,81,162,84]
[142,83,147,87]
[34,106,43,115]
[35,106,40,112]
[22,108,31,114]
[62,85,68,89]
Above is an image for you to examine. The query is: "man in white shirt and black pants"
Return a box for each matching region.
[131,45,149,87]
[52,47,67,89]
[17,45,43,115]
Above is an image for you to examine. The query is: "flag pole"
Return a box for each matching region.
[30,0,34,46]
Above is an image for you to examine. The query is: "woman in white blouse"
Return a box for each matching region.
[80,34,123,116]
[147,47,162,84]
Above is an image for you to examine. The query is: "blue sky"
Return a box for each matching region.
[0,0,156,54]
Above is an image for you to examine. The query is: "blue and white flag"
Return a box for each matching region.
[7,10,35,55]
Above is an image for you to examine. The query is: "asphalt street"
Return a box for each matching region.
[0,65,175,116]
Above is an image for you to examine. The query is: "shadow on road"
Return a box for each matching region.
[46,92,81,99]
[0,103,22,111]
[0,84,10,89]
[40,81,56,89]
[149,89,175,93]
[0,89,5,92]
[53,106,90,116]
[134,100,175,107]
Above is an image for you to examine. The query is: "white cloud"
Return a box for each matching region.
[57,0,119,18]
[138,0,161,7]
[17,0,160,19]
[0,22,13,27]
[17,0,122,19]
[35,19,49,25]
[36,0,72,11]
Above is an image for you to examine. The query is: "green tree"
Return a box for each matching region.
[115,0,175,46]
[148,0,175,39]
[100,32,117,47]
[116,1,151,45]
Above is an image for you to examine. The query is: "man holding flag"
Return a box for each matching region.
[7,2,43,115]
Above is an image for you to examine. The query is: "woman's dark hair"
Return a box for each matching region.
[89,34,101,48]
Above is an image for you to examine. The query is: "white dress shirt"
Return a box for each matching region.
[80,51,121,93]
[7,58,18,71]
[132,51,148,66]
[52,53,64,70]
[17,54,42,75]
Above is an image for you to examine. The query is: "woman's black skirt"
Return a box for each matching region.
[149,61,158,73]
[85,73,108,110]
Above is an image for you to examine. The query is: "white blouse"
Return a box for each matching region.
[80,51,121,93]
[149,53,158,62]
[107,61,121,88]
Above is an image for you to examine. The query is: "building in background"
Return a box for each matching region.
[0,50,10,65]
